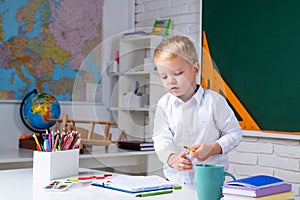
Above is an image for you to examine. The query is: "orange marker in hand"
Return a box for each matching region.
[183,146,195,152]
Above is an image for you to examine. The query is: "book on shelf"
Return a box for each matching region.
[117,141,154,151]
[123,31,148,36]
[223,191,294,200]
[222,183,292,197]
[121,31,149,39]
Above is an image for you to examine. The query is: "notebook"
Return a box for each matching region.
[223,191,294,200]
[222,183,292,197]
[91,174,176,193]
[225,175,284,188]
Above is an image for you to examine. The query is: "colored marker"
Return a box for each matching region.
[58,137,62,151]
[72,138,81,149]
[51,130,55,150]
[78,176,95,180]
[53,135,59,152]
[47,129,51,150]
[64,135,73,150]
[172,185,182,190]
[33,134,42,151]
[183,145,195,152]
[136,190,173,197]
[68,175,107,182]
[67,178,78,182]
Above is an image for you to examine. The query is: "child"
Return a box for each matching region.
[152,35,242,185]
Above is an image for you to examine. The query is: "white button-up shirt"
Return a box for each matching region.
[152,86,242,185]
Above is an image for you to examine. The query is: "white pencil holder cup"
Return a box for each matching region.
[33,149,79,180]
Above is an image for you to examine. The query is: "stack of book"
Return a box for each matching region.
[117,141,154,151]
[222,175,294,200]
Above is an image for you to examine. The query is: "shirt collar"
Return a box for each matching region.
[170,85,204,106]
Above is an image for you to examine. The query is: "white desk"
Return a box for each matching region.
[0,168,198,200]
[0,145,164,176]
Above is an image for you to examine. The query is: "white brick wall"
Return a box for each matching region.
[229,135,300,199]
[135,0,201,42]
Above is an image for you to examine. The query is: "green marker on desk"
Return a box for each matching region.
[172,185,182,190]
[136,190,173,197]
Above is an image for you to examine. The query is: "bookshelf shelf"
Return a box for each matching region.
[110,35,166,140]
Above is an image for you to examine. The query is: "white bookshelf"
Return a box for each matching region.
[110,35,166,141]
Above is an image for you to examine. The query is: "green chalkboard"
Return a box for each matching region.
[202,0,300,132]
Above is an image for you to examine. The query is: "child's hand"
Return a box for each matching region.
[167,152,193,171]
[191,142,222,161]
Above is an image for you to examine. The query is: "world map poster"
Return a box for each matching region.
[0,0,103,102]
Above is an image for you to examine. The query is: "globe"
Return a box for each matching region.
[20,89,61,133]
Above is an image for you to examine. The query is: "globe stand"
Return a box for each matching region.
[19,89,61,150]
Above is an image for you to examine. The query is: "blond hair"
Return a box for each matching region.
[154,35,198,64]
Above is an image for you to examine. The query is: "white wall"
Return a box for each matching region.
[135,0,300,199]
[136,0,201,42]
[135,0,202,82]
[0,0,134,149]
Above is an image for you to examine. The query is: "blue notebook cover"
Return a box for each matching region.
[91,182,173,193]
[226,175,284,188]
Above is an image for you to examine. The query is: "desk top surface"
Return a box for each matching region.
[0,168,199,200]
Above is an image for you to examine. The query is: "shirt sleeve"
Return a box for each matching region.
[212,93,242,154]
[152,103,177,164]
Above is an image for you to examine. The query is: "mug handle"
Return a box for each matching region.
[224,172,236,181]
